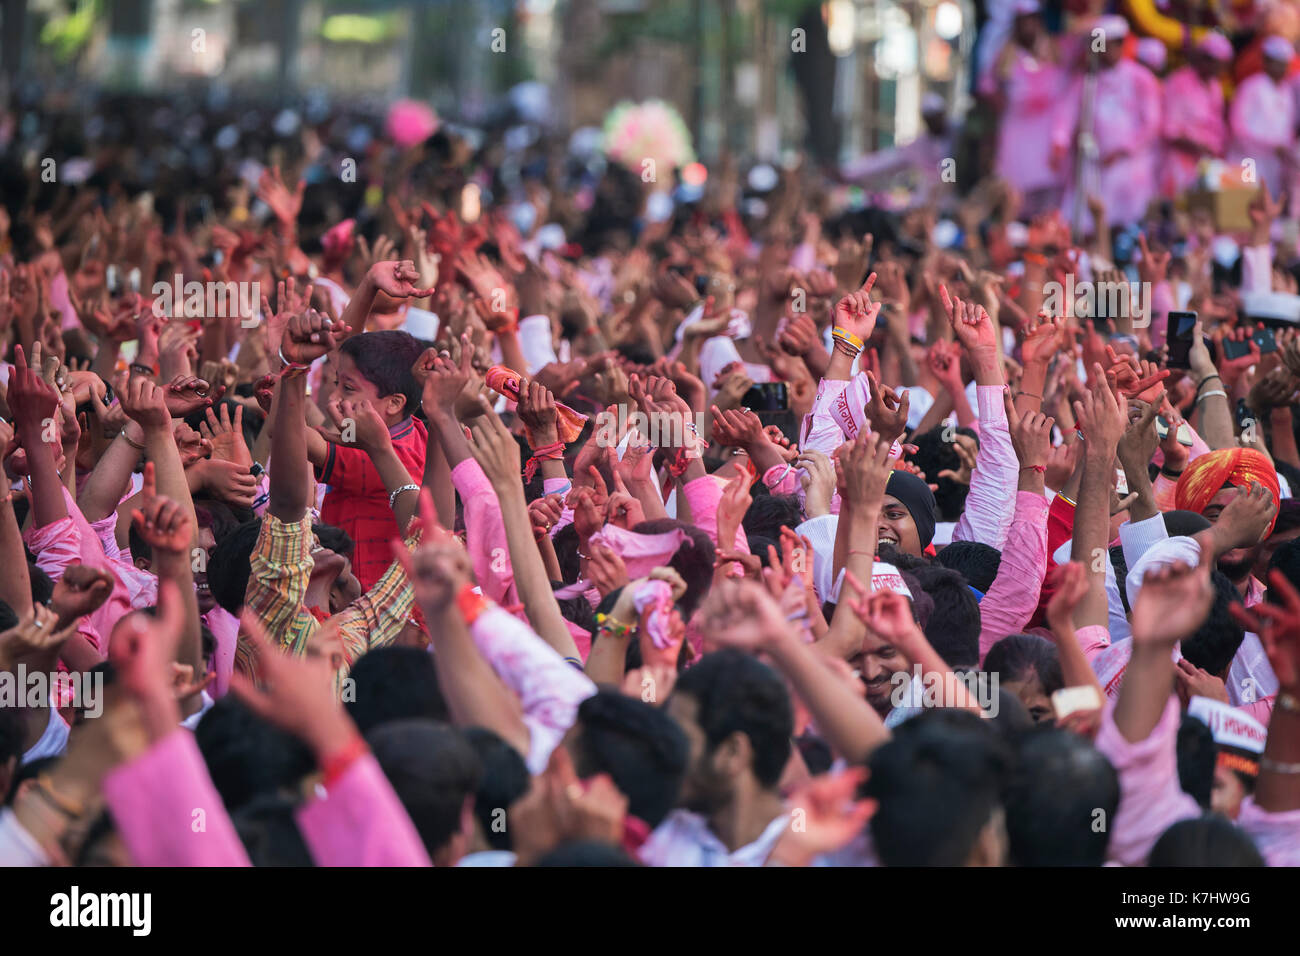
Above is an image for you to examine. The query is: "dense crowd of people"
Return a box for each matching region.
[3,8,1300,869]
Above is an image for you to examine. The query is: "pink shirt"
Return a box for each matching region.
[977,491,1050,664]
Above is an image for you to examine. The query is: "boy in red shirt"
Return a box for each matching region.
[305,329,428,590]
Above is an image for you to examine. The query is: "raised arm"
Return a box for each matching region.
[465,396,581,661]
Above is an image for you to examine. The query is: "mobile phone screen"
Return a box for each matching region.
[1166,311,1199,370]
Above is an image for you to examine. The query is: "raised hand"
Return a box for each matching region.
[711,405,764,448]
[1072,365,1128,456]
[1231,568,1300,692]
[1130,560,1214,648]
[131,461,194,556]
[117,373,172,433]
[164,373,217,417]
[516,378,560,446]
[50,564,116,629]
[200,402,253,467]
[863,370,910,446]
[257,165,306,228]
[465,396,523,491]
[586,544,629,598]
[370,259,436,300]
[6,345,60,439]
[391,488,473,615]
[230,610,355,757]
[832,273,880,341]
[281,309,350,366]
[835,432,892,511]
[767,767,874,867]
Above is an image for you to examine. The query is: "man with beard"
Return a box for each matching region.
[1175,448,1282,603]
[639,650,794,866]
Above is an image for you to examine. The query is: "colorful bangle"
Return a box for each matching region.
[831,326,864,352]
[455,583,491,625]
[1055,492,1076,507]
[320,734,369,788]
[595,612,635,639]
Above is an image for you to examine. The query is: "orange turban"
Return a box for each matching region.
[484,365,587,445]
[1174,447,1280,536]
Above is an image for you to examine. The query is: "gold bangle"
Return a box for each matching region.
[120,432,145,452]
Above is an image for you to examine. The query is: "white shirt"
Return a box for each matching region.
[638,809,790,867]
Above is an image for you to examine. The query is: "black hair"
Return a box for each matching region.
[741,493,802,544]
[1181,570,1246,677]
[983,634,1064,700]
[194,697,315,812]
[908,424,977,521]
[231,793,316,866]
[672,650,793,789]
[1003,726,1119,866]
[866,709,1009,866]
[346,646,448,733]
[909,564,980,669]
[462,726,531,851]
[876,542,932,572]
[1268,536,1300,592]
[207,518,264,615]
[935,541,1002,594]
[314,521,354,559]
[366,719,483,859]
[535,840,642,866]
[569,690,690,827]
[1176,713,1217,809]
[0,706,27,802]
[630,518,717,616]
[1148,815,1265,866]
[28,561,53,607]
[339,330,425,418]
[0,600,17,634]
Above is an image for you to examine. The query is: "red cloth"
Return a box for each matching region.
[319,417,427,591]
[1174,447,1280,536]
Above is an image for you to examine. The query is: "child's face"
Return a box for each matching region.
[331,352,404,422]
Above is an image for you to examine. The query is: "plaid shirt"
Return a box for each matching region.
[237,513,417,691]
[318,416,427,591]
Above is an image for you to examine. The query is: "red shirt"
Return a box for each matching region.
[318,416,427,590]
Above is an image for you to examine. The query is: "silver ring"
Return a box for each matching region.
[33,619,45,629]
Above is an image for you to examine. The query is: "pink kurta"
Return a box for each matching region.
[1229,72,1295,194]
[1161,66,1227,197]
[993,48,1067,195]
[1055,59,1162,228]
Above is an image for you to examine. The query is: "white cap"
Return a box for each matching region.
[1124,535,1204,611]
[1094,15,1130,41]
[1137,38,1167,71]
[1263,35,1294,62]
[1187,696,1268,753]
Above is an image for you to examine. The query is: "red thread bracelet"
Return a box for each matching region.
[524,441,566,481]
[456,583,490,625]
[320,733,369,788]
